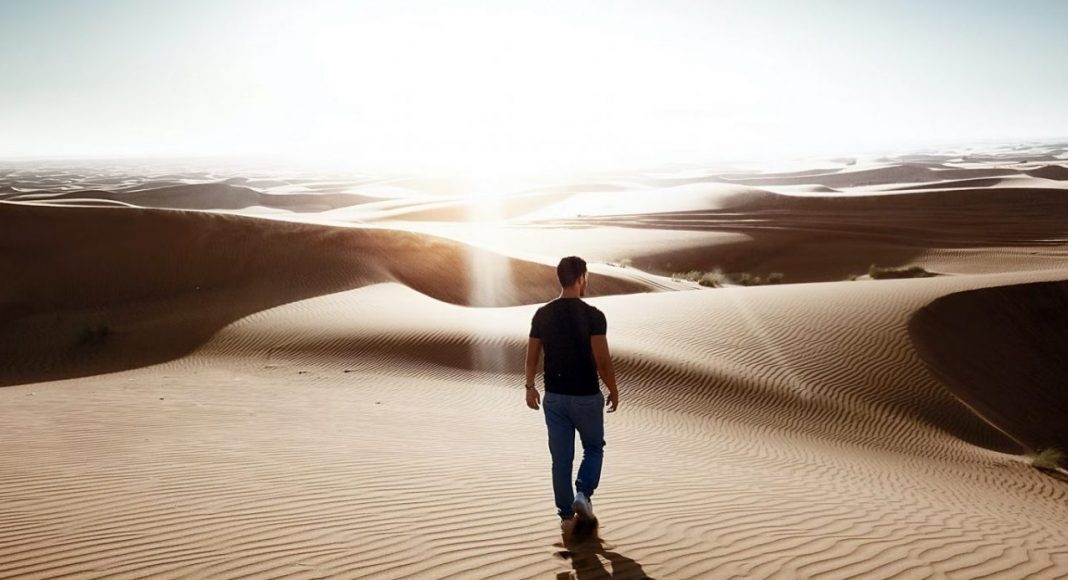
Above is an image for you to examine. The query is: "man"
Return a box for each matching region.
[525,256,620,528]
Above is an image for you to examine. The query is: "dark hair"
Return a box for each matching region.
[557,256,587,287]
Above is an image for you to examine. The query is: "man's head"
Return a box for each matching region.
[557,256,588,296]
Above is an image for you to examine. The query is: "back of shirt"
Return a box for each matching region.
[529,297,607,395]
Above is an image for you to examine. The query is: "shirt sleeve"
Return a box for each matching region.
[529,310,541,339]
[590,308,607,336]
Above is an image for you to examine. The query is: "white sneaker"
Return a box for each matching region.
[572,492,594,520]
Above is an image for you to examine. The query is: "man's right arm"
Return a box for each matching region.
[525,337,542,410]
[591,335,619,412]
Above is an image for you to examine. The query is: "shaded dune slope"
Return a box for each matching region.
[910,280,1068,452]
[0,202,654,385]
[625,163,1068,190]
[536,186,1068,281]
[1027,165,1068,181]
[550,186,1068,246]
[638,163,1017,189]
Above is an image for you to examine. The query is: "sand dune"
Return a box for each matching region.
[0,201,658,385]
[0,182,378,212]
[715,164,1020,188]
[2,150,1068,578]
[1027,164,1068,181]
[911,279,1068,453]
[512,185,1068,283]
[3,270,1067,577]
[887,177,1010,190]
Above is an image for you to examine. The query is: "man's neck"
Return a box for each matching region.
[559,288,582,299]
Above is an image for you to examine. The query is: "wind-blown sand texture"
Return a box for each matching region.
[3,144,1068,578]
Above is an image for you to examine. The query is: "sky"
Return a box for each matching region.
[1,0,1066,171]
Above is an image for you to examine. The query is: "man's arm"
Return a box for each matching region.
[525,337,542,410]
[591,335,619,412]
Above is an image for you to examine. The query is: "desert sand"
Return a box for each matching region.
[2,145,1068,578]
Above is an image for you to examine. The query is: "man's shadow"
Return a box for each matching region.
[553,518,654,579]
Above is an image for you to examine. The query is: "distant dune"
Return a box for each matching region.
[0,182,380,212]
[1027,164,1068,180]
[717,163,1020,188]
[521,184,1068,282]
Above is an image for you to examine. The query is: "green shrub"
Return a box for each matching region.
[1032,448,1065,471]
[868,264,936,279]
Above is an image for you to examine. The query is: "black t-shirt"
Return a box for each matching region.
[529,298,607,395]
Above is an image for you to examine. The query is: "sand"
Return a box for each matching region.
[2,147,1068,578]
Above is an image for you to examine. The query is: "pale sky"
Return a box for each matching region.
[2,0,1066,171]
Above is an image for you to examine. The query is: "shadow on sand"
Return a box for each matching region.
[554,518,653,579]
[1038,467,1068,484]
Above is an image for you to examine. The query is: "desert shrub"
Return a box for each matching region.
[738,272,782,286]
[672,270,783,287]
[671,270,704,283]
[77,323,111,346]
[868,264,936,279]
[671,269,725,287]
[735,272,757,286]
[734,272,784,286]
[698,270,726,288]
[1032,448,1065,471]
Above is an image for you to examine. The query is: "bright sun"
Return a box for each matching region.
[235,1,765,173]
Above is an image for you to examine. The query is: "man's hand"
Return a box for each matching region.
[526,387,541,410]
[606,390,619,413]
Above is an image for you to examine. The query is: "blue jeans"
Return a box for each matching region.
[543,391,605,519]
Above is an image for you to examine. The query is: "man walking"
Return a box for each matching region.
[525,256,619,528]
